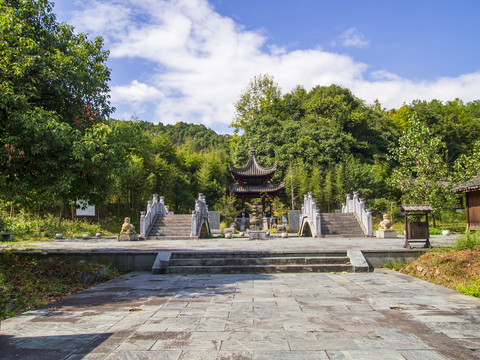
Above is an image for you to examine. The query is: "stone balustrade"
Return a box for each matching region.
[301,192,322,237]
[342,192,373,236]
[140,194,168,238]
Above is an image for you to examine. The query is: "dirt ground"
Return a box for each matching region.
[401,246,480,293]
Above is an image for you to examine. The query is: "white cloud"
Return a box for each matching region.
[333,27,370,48]
[111,80,164,103]
[68,0,480,132]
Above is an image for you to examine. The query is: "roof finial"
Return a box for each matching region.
[250,147,255,156]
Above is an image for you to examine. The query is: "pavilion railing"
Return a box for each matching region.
[140,194,168,238]
[342,191,373,236]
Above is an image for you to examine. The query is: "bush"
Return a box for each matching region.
[452,230,480,250]
[457,278,480,298]
[382,258,406,271]
[0,212,115,241]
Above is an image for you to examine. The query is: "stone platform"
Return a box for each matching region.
[2,234,477,360]
[1,270,479,360]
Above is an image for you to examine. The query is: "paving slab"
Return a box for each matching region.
[1,269,480,360]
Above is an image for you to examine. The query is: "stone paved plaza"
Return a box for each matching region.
[2,267,480,359]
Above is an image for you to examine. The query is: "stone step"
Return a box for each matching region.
[169,256,351,267]
[147,215,193,239]
[170,251,347,259]
[147,235,193,240]
[153,221,192,226]
[319,213,365,236]
[162,251,355,274]
[166,264,354,274]
[322,229,362,233]
[150,227,191,232]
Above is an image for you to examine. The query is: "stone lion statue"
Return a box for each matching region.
[378,214,393,231]
[120,217,136,234]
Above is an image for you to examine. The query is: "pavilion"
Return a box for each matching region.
[227,147,285,216]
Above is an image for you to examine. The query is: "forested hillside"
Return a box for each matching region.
[228,75,480,217]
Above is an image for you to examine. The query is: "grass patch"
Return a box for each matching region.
[0,252,120,320]
[0,211,118,242]
[452,230,480,250]
[382,258,407,271]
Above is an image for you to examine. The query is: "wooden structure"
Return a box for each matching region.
[401,204,434,249]
[227,147,285,216]
[450,173,480,230]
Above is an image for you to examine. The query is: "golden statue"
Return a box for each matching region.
[120,217,136,234]
[378,214,393,231]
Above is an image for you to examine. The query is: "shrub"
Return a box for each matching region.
[452,230,480,250]
[457,278,480,298]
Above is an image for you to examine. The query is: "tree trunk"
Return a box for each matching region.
[58,202,64,227]
[10,202,13,218]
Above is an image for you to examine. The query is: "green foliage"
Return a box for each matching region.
[0,211,111,241]
[0,252,120,320]
[369,198,397,220]
[389,116,455,213]
[457,278,480,298]
[218,193,239,227]
[453,140,480,183]
[382,259,406,271]
[232,74,283,132]
[452,231,480,250]
[0,0,125,208]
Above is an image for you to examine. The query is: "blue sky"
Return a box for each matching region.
[54,0,480,134]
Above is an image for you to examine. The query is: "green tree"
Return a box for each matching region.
[218,193,239,227]
[389,116,452,215]
[0,0,115,209]
[232,74,282,132]
[454,140,480,183]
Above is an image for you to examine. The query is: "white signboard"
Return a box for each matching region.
[76,200,95,217]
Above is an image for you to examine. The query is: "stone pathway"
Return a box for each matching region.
[1,269,479,359]
[1,234,459,253]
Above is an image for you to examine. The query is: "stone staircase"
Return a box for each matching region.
[320,213,365,236]
[162,251,358,274]
[147,214,192,239]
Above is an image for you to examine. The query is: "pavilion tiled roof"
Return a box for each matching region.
[226,181,286,194]
[228,148,277,178]
[450,173,480,194]
[400,204,434,213]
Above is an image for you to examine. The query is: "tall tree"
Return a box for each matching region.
[389,116,452,213]
[0,0,116,207]
[232,74,282,133]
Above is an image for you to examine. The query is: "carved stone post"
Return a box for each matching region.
[191,211,197,237]
[366,209,372,236]
[353,192,358,214]
[315,210,322,237]
[140,211,146,237]
[359,198,365,224]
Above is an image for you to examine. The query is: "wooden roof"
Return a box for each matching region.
[226,181,286,196]
[450,173,480,194]
[401,204,434,213]
[228,148,277,179]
